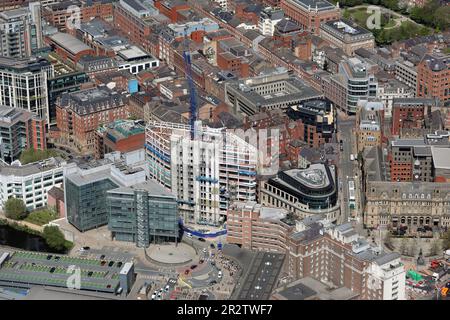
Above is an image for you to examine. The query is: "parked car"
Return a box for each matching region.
[190,265,197,270]
[184,269,190,275]
[198,237,206,242]
[210,243,215,249]
[186,233,193,238]
[218,271,223,278]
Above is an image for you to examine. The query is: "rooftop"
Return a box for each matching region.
[431,147,450,170]
[107,180,175,198]
[58,86,125,115]
[288,0,337,11]
[0,158,65,177]
[48,32,92,56]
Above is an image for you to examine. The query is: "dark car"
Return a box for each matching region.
[190,265,197,270]
[50,267,55,273]
[100,255,105,259]
[82,246,90,250]
[198,238,206,242]
[117,262,123,268]
[108,261,115,267]
[184,270,190,275]
[100,260,107,266]
[199,259,204,264]
[209,280,217,285]
[210,243,215,249]
[88,271,93,277]
[46,255,53,260]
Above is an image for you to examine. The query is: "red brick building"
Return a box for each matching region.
[56,86,129,153]
[113,2,154,51]
[94,120,145,159]
[154,0,190,23]
[46,32,95,65]
[280,0,339,35]
[391,98,430,136]
[47,187,65,218]
[217,52,250,78]
[417,54,450,104]
[43,0,114,32]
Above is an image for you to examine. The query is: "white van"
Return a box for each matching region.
[350,154,355,161]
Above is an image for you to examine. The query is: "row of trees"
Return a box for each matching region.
[409,0,450,31]
[372,21,431,45]
[333,0,449,31]
[4,198,72,252]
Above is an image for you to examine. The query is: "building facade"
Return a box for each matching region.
[227,201,295,253]
[280,0,340,35]
[364,181,450,229]
[0,157,65,211]
[0,4,43,58]
[0,106,46,163]
[319,19,375,56]
[286,219,406,300]
[259,164,340,222]
[56,86,129,153]
[145,120,258,226]
[64,151,146,232]
[0,56,54,124]
[107,180,178,248]
[417,54,450,104]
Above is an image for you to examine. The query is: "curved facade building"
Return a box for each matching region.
[260,163,340,222]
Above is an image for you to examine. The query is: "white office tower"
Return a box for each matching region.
[146,120,258,226]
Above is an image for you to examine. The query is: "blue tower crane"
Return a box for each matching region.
[182,33,198,140]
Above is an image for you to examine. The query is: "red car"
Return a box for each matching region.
[184,269,190,275]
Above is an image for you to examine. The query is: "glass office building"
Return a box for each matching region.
[65,170,119,232]
[107,181,178,248]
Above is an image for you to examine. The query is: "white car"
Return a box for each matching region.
[151,294,156,300]
[165,285,170,292]
[186,233,193,238]
[218,271,223,278]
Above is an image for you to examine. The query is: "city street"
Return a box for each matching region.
[336,111,358,224]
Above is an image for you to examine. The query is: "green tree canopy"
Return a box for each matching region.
[43,226,67,252]
[4,198,27,220]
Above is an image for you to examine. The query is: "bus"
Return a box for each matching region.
[348,180,356,209]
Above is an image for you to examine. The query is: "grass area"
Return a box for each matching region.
[24,209,58,226]
[19,149,62,165]
[343,7,433,44]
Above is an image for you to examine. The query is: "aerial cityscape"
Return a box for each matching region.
[0,0,449,304]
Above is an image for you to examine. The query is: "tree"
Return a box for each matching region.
[4,198,27,220]
[43,226,67,252]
